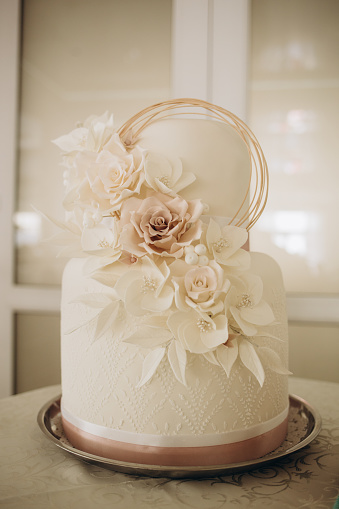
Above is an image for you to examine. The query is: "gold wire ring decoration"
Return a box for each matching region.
[118,98,268,231]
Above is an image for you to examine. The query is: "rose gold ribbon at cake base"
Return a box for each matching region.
[62,416,288,467]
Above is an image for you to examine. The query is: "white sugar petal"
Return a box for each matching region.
[52,127,88,152]
[230,306,257,336]
[124,280,146,316]
[221,225,248,251]
[182,321,210,354]
[243,273,263,304]
[168,156,183,183]
[172,171,196,193]
[144,153,172,189]
[81,225,116,252]
[200,328,228,349]
[206,218,221,252]
[141,285,173,313]
[216,249,251,269]
[114,269,142,299]
[241,301,275,326]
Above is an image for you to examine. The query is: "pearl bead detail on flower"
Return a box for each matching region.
[158,175,170,186]
[83,211,95,228]
[213,237,230,253]
[197,318,213,332]
[142,276,157,293]
[93,210,102,223]
[194,243,207,255]
[185,252,199,265]
[237,293,253,308]
[185,245,195,254]
[198,255,209,266]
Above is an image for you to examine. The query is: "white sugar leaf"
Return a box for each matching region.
[34,207,80,235]
[203,350,219,366]
[168,341,187,386]
[142,315,169,328]
[255,331,284,342]
[216,342,239,377]
[137,348,166,387]
[46,231,77,246]
[83,255,120,275]
[124,327,172,348]
[91,272,118,288]
[257,347,292,375]
[239,340,265,387]
[72,293,115,309]
[94,302,120,340]
[63,314,97,335]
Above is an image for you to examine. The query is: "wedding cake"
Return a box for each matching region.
[53,99,290,467]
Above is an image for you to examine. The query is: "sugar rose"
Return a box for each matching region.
[184,265,218,303]
[172,259,230,315]
[119,192,203,258]
[75,133,145,214]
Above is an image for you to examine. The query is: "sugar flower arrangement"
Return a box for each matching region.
[53,111,289,387]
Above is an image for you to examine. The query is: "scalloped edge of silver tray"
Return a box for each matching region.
[37,394,322,479]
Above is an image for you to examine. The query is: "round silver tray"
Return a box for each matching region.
[37,394,321,479]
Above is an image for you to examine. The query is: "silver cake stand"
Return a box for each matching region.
[37,394,321,479]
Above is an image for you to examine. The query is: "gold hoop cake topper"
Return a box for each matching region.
[118,98,268,232]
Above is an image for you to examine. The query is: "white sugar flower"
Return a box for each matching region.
[81,223,118,255]
[53,112,115,155]
[80,222,121,273]
[114,256,174,316]
[54,113,146,221]
[168,309,229,354]
[144,152,196,197]
[225,273,275,336]
[171,259,230,315]
[206,218,250,271]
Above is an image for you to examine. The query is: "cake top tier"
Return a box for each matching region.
[118,99,268,230]
[137,118,251,220]
[54,99,268,234]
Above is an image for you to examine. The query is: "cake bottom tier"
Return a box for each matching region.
[61,403,288,466]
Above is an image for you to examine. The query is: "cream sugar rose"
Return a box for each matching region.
[53,100,290,467]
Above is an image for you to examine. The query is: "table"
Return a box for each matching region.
[1,378,338,509]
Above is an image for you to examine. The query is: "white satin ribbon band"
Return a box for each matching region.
[61,401,289,448]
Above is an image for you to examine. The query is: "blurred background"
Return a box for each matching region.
[1,0,338,397]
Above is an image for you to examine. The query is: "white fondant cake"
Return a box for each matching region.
[54,99,290,467]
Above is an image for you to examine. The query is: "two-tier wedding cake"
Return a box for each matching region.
[53,99,290,467]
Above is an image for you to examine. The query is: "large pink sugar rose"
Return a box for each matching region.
[119,192,203,258]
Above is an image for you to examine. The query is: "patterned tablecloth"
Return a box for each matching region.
[0,377,338,509]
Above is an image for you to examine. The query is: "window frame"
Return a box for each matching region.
[1,0,338,397]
